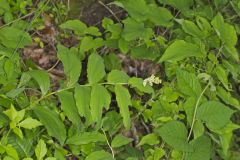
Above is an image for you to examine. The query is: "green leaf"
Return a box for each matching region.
[111,134,133,148]
[57,45,82,86]
[74,85,92,124]
[107,70,129,83]
[80,37,103,54]
[128,77,154,94]
[60,20,87,35]
[176,69,202,97]
[35,139,47,160]
[216,87,240,109]
[4,104,25,123]
[147,5,173,27]
[138,133,159,146]
[215,65,229,90]
[5,144,19,160]
[85,150,113,160]
[27,70,50,96]
[122,0,149,22]
[90,85,111,122]
[115,85,132,130]
[185,135,211,160]
[57,91,81,126]
[161,0,193,11]
[156,120,192,152]
[34,106,66,145]
[212,123,240,156]
[159,40,205,62]
[182,20,203,39]
[0,27,32,48]
[122,18,153,41]
[211,13,239,61]
[18,117,42,129]
[131,45,159,60]
[66,132,105,145]
[87,53,106,84]
[197,101,234,129]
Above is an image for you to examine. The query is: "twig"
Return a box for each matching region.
[101,128,115,159]
[98,1,121,23]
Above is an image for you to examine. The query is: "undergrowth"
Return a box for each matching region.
[0,0,240,159]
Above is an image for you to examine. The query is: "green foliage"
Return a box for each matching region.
[0,0,240,159]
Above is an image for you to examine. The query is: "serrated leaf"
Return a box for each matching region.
[57,91,81,126]
[74,85,92,124]
[111,134,133,148]
[66,132,105,145]
[90,85,111,122]
[27,70,50,96]
[107,70,129,83]
[176,69,202,97]
[215,65,229,90]
[85,150,113,160]
[182,20,203,39]
[87,53,106,84]
[197,101,234,129]
[35,139,47,160]
[18,118,42,129]
[115,85,131,130]
[160,40,205,62]
[34,106,66,145]
[156,120,193,152]
[185,135,211,160]
[60,20,87,35]
[57,45,82,86]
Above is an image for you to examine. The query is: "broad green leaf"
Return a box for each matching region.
[215,65,229,90]
[115,85,132,130]
[176,69,202,97]
[74,85,92,124]
[60,20,87,35]
[197,101,234,129]
[85,150,113,160]
[159,40,205,62]
[107,70,129,83]
[90,85,111,122]
[0,27,32,48]
[122,18,153,41]
[111,134,133,148]
[80,37,103,54]
[182,20,203,39]
[128,77,154,94]
[184,97,196,124]
[5,144,19,160]
[138,133,159,146]
[4,104,25,123]
[87,53,106,84]
[122,0,149,21]
[27,70,50,96]
[185,135,211,160]
[211,13,239,61]
[147,5,173,27]
[18,117,42,129]
[8,134,33,158]
[84,26,101,36]
[131,45,159,60]
[216,87,240,109]
[34,106,66,145]
[213,123,240,156]
[66,132,105,145]
[57,91,81,126]
[161,0,193,11]
[57,45,82,86]
[156,120,192,152]
[35,139,47,160]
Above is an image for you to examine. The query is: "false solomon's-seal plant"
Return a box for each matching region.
[0,0,240,159]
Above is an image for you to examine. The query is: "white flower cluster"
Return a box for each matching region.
[143,75,162,86]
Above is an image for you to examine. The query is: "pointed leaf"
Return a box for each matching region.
[35,139,47,160]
